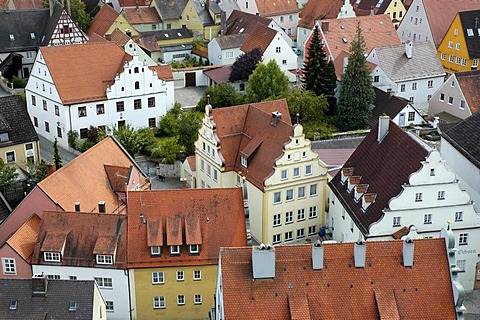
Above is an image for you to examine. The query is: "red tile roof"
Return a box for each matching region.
[212,99,293,190]
[118,0,151,6]
[40,42,131,104]
[124,7,161,24]
[126,188,247,268]
[87,32,110,43]
[219,239,457,319]
[11,0,42,9]
[149,64,174,81]
[299,0,359,29]
[32,211,127,268]
[456,70,480,114]
[87,4,119,37]
[240,23,277,54]
[108,28,131,46]
[226,9,272,36]
[255,0,299,16]
[5,214,41,263]
[187,155,196,171]
[328,120,429,235]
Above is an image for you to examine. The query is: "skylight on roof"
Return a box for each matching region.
[239,28,244,33]
[69,301,77,312]
[375,0,383,8]
[9,300,17,310]
[30,33,35,40]
[177,32,182,36]
[467,29,474,36]
[9,34,14,41]
[165,34,169,38]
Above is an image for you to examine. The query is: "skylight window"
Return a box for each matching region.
[9,34,15,41]
[375,0,383,8]
[69,301,77,312]
[30,33,35,40]
[467,29,474,36]
[164,34,169,38]
[9,300,17,310]
[177,32,182,36]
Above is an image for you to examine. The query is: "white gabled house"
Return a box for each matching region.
[25,41,174,149]
[208,34,246,66]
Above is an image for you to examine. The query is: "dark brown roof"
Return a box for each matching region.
[456,70,480,113]
[126,188,247,268]
[240,23,277,54]
[203,65,232,83]
[212,99,292,190]
[32,211,127,268]
[354,0,392,14]
[299,0,359,29]
[219,239,457,319]
[226,9,272,35]
[329,120,429,235]
[459,10,480,59]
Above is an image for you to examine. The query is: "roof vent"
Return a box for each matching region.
[9,34,15,41]
[75,202,81,212]
[405,41,413,59]
[252,243,275,279]
[354,239,366,268]
[271,111,282,126]
[98,201,106,213]
[342,37,348,43]
[30,33,35,40]
[312,240,324,270]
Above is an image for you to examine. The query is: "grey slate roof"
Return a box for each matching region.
[311,136,365,149]
[374,41,445,82]
[459,10,480,59]
[154,0,188,20]
[442,112,480,169]
[141,27,193,41]
[0,95,39,145]
[215,33,246,49]
[0,278,96,319]
[192,0,214,26]
[216,0,239,18]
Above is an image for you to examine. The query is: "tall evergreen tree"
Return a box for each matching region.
[302,25,337,114]
[53,138,62,170]
[336,23,375,131]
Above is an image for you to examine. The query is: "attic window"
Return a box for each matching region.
[190,244,199,253]
[177,32,182,36]
[44,252,61,262]
[69,301,77,312]
[151,246,161,256]
[9,34,15,41]
[467,29,474,36]
[165,34,169,38]
[30,33,35,40]
[239,28,244,33]
[96,255,113,265]
[171,245,180,255]
[241,156,247,168]
[9,300,17,310]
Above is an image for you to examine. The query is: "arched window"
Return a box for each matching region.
[135,81,140,90]
[134,67,139,73]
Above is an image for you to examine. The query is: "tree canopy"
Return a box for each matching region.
[246,60,289,103]
[336,23,374,131]
[0,159,18,191]
[196,83,244,111]
[229,48,262,82]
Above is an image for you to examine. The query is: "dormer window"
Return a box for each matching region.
[151,246,161,256]
[96,255,113,265]
[69,301,77,312]
[9,34,14,41]
[44,252,61,262]
[171,245,180,255]
[190,244,199,254]
[9,300,17,310]
[241,156,247,168]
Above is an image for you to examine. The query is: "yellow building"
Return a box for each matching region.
[179,0,221,41]
[438,10,480,73]
[126,188,246,320]
[383,0,406,28]
[354,0,406,28]
[87,4,139,38]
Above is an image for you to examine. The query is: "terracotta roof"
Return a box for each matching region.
[321,15,401,60]
[226,9,272,35]
[219,239,457,319]
[126,188,247,268]
[87,4,119,37]
[212,99,293,190]
[149,64,174,80]
[255,0,299,16]
[32,211,127,268]
[328,120,429,235]
[119,0,150,6]
[37,136,149,213]
[40,42,131,104]
[456,70,480,114]
[135,34,160,52]
[240,23,277,54]
[423,0,480,46]
[104,164,130,192]
[299,0,358,29]
[124,7,161,24]
[5,214,41,263]
[88,32,110,43]
[392,226,409,239]
[146,219,163,246]
[187,155,196,171]
[108,28,131,46]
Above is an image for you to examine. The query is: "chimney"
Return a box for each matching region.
[312,241,324,270]
[98,201,106,213]
[32,275,48,297]
[354,239,366,268]
[126,29,132,38]
[271,111,282,127]
[405,41,413,59]
[403,237,414,267]
[321,21,329,32]
[252,243,275,279]
[377,115,390,143]
[46,163,56,176]
[220,10,226,35]
[75,202,81,212]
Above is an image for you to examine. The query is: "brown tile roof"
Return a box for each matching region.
[219,239,457,319]
[40,41,131,104]
[37,136,149,213]
[87,32,110,43]
[255,0,299,16]
[354,0,392,14]
[32,211,127,268]
[322,15,401,60]
[146,219,163,246]
[456,70,480,114]
[203,65,233,84]
[240,23,277,54]
[392,226,409,239]
[333,50,377,79]
[5,214,41,263]
[135,34,160,52]
[149,64,174,80]
[212,99,293,190]
[87,4,119,37]
[124,7,161,24]
[299,0,359,29]
[226,9,272,36]
[328,120,429,235]
[40,232,67,252]
[108,28,131,46]
[423,0,480,46]
[104,164,130,192]
[119,0,150,6]
[192,46,208,58]
[126,188,247,268]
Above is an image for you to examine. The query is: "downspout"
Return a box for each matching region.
[68,104,72,148]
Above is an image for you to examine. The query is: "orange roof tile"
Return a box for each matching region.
[184,216,202,245]
[240,23,277,54]
[108,28,131,46]
[255,0,299,16]
[219,239,457,319]
[187,155,196,171]
[299,0,358,29]
[87,32,110,43]
[32,211,127,268]
[87,4,119,37]
[119,0,150,7]
[6,214,41,263]
[146,219,163,246]
[40,42,131,104]
[456,70,480,114]
[126,188,247,268]
[149,64,174,81]
[124,7,161,24]
[104,164,131,192]
[37,136,149,213]
[40,232,67,252]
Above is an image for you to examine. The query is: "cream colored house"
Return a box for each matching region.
[194,99,328,244]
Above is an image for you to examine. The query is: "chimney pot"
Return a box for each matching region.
[252,243,275,278]
[126,29,132,38]
[377,115,390,143]
[271,111,282,126]
[403,237,414,267]
[98,201,106,213]
[405,41,413,59]
[75,202,80,212]
[312,241,324,270]
[354,240,366,268]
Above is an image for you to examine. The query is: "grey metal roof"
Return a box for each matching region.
[311,136,365,149]
[374,42,445,82]
[192,0,214,26]
[0,95,39,145]
[141,27,193,41]
[154,0,188,21]
[216,0,239,19]
[215,33,246,49]
[459,10,480,59]
[0,278,96,319]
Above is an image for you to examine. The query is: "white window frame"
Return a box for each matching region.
[281,169,288,180]
[298,186,305,199]
[152,271,164,284]
[2,258,16,274]
[309,206,317,218]
[455,211,463,222]
[273,234,281,244]
[105,301,114,312]
[286,189,294,201]
[177,295,185,305]
[297,208,305,221]
[427,80,433,88]
[284,231,293,242]
[96,254,113,265]
[190,244,199,253]
[193,270,201,280]
[415,192,422,202]
[44,252,61,262]
[241,156,247,168]
[310,184,317,196]
[293,167,300,177]
[225,51,234,59]
[273,213,281,227]
[459,233,468,245]
[305,164,312,175]
[457,259,466,272]
[273,191,282,204]
[176,270,184,281]
[285,211,293,224]
[151,246,161,256]
[424,213,432,224]
[153,296,166,309]
[171,245,180,254]
[297,228,305,239]
[5,151,15,163]
[438,190,445,200]
[94,277,113,288]
[194,294,202,304]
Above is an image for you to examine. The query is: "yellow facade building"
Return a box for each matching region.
[180,0,221,41]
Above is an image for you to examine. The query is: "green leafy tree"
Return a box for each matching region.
[196,83,244,111]
[111,125,141,157]
[178,110,202,155]
[229,48,262,82]
[67,130,79,148]
[150,137,183,164]
[53,138,62,170]
[69,0,92,31]
[159,103,181,136]
[302,25,337,114]
[0,159,18,190]
[246,60,289,103]
[336,23,375,131]
[26,159,48,183]
[136,127,157,155]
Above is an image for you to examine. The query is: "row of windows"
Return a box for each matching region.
[438,93,466,109]
[153,294,202,308]
[273,206,318,226]
[149,244,199,256]
[152,270,201,284]
[393,211,464,227]
[273,184,317,203]
[278,14,294,23]
[43,252,113,265]
[272,226,317,244]
[280,165,312,180]
[200,159,218,181]
[401,30,428,42]
[399,80,433,93]
[201,142,216,159]
[414,190,445,202]
[440,53,473,67]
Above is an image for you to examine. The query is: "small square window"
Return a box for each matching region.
[190,244,199,253]
[305,165,312,175]
[134,99,142,110]
[457,260,466,272]
[69,301,77,312]
[6,151,15,163]
[177,295,185,305]
[276,47,281,53]
[194,294,202,305]
[9,300,17,310]
[78,106,86,117]
[2,258,16,274]
[171,245,180,254]
[273,233,281,244]
[116,101,125,112]
[193,270,201,280]
[297,208,305,221]
[438,190,445,200]
[151,246,161,256]
[273,213,281,226]
[308,225,316,235]
[148,97,155,108]
[176,270,184,281]
[284,231,293,242]
[96,104,105,115]
[298,186,305,198]
[296,228,305,239]
[459,233,468,245]
[105,301,114,312]
[153,296,165,308]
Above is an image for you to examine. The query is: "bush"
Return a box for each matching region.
[150,137,184,164]
[10,76,27,88]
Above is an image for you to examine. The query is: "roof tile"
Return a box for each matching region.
[87,4,119,37]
